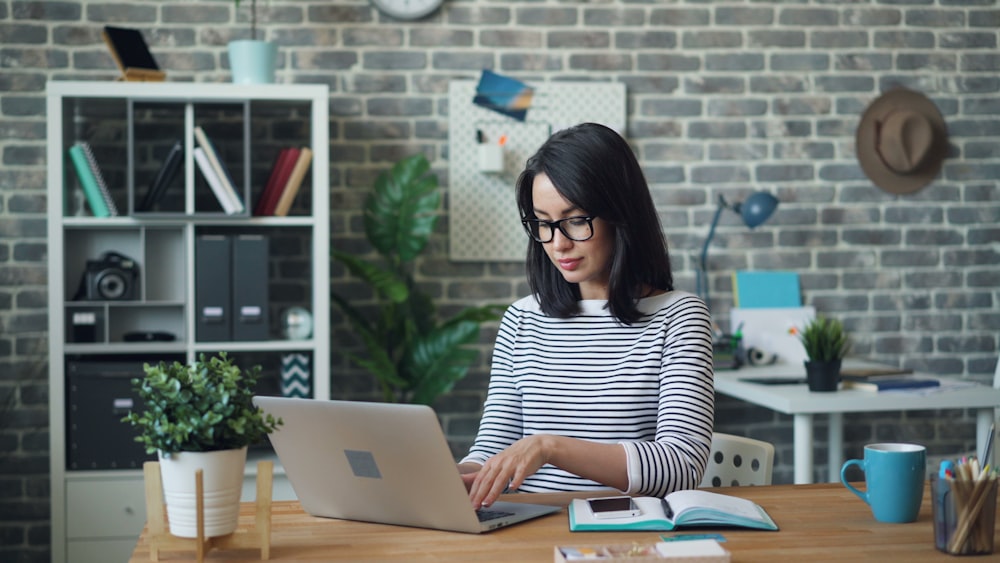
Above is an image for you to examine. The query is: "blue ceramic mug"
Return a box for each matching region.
[840,443,926,523]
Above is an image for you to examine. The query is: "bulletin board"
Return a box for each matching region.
[447,80,626,262]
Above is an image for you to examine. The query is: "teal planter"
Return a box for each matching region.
[228,40,277,84]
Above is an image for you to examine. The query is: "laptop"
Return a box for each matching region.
[253,396,562,533]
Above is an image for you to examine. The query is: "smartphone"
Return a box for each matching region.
[587,496,641,519]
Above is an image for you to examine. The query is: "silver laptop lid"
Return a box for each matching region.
[253,397,558,533]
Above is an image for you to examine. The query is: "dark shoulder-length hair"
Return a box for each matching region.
[515,122,674,324]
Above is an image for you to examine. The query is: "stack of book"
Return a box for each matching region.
[194,126,245,215]
[253,146,313,217]
[840,368,939,392]
[67,141,119,218]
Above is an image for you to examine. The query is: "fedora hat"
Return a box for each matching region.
[856,87,948,195]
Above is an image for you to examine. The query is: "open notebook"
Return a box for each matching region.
[569,489,778,532]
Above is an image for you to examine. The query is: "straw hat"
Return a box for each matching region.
[855,87,948,195]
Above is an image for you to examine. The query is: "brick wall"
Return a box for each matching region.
[1,0,999,559]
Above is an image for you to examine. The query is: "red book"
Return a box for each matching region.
[254,147,300,216]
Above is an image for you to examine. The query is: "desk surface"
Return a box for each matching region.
[129,482,995,561]
[714,361,1000,414]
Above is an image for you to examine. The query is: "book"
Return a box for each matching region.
[139,139,183,212]
[67,142,117,217]
[194,126,244,213]
[194,146,239,214]
[568,490,778,532]
[79,141,118,216]
[732,271,801,308]
[841,377,940,392]
[254,147,299,216]
[272,147,313,217]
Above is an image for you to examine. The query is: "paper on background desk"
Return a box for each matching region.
[731,307,815,365]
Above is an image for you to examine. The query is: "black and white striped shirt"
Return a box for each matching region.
[461,291,715,498]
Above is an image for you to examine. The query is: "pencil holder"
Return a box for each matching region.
[477,144,504,174]
[932,474,997,555]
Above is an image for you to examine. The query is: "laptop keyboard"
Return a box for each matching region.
[476,508,515,522]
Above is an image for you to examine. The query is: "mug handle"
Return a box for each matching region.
[840,459,868,504]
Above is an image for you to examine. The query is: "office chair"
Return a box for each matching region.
[700,432,775,487]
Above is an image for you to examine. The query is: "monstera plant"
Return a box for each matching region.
[332,154,504,405]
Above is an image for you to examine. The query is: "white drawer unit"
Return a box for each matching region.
[66,477,146,539]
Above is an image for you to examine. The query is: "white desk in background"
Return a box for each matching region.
[713,361,1000,484]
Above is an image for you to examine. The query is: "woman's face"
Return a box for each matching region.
[531,172,614,300]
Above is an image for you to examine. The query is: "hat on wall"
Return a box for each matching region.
[855,87,948,195]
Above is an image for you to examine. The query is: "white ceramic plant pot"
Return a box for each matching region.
[228,39,277,84]
[158,447,247,538]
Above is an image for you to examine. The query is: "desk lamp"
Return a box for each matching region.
[696,191,779,311]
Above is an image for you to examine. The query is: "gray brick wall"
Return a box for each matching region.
[2,1,999,559]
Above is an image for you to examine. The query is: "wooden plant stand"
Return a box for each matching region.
[143,460,273,562]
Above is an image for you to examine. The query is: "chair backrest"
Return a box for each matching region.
[700,432,775,487]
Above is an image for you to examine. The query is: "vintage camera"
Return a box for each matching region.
[75,251,140,301]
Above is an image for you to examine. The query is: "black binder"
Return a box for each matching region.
[231,234,270,341]
[195,234,231,341]
[66,359,159,470]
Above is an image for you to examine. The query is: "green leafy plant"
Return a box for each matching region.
[122,352,281,455]
[798,316,851,362]
[332,154,504,405]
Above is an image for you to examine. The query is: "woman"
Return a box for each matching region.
[459,122,715,509]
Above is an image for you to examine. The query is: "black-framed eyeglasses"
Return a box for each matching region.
[520,216,595,243]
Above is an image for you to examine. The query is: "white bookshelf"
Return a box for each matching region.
[46,81,329,563]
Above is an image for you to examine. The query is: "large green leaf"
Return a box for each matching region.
[332,250,409,303]
[364,154,441,263]
[402,320,483,404]
[442,304,508,328]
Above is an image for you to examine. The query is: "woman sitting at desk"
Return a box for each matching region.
[458,123,715,509]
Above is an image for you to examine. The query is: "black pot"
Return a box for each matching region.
[805,359,842,392]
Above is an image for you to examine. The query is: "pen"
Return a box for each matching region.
[981,422,995,466]
[661,498,674,519]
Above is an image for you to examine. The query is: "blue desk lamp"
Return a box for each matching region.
[696,191,779,311]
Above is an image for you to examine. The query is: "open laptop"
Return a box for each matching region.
[253,396,561,533]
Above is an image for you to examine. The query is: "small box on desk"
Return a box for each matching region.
[555,540,730,562]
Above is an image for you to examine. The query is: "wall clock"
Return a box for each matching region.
[371,0,444,21]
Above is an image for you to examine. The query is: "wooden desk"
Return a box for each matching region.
[129,482,997,561]
[714,361,1000,483]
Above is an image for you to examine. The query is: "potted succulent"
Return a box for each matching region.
[229,0,277,84]
[122,352,281,538]
[331,154,504,405]
[798,316,851,392]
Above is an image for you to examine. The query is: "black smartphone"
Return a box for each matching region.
[587,496,641,519]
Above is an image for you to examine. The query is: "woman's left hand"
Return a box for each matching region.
[467,435,550,508]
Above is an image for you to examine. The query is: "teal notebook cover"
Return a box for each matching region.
[68,143,111,218]
[569,490,778,532]
[733,271,801,308]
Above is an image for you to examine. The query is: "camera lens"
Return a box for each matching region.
[96,270,127,299]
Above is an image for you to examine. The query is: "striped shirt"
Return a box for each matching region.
[461,291,715,498]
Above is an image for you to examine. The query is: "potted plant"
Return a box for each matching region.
[798,316,851,392]
[331,154,504,405]
[122,352,281,538]
[229,0,277,84]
